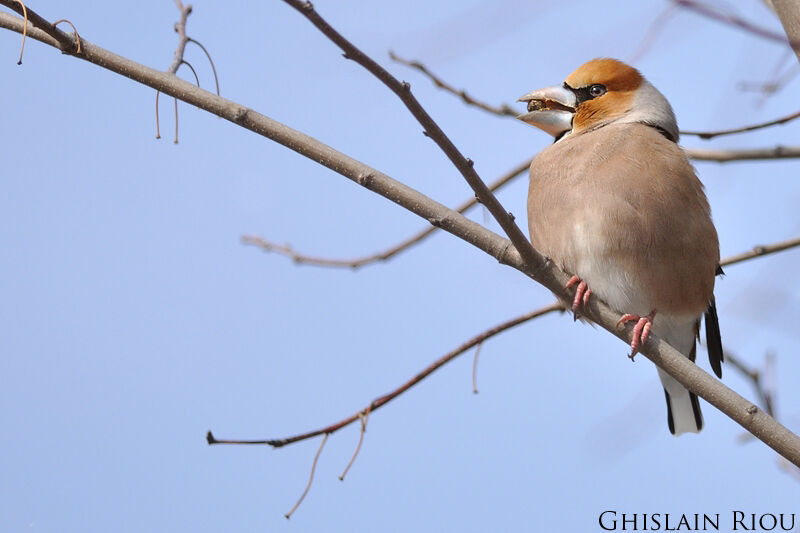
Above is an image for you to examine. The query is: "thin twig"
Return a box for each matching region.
[242,158,531,269]
[11,0,26,64]
[188,37,220,96]
[206,302,565,448]
[471,342,483,394]
[339,406,370,481]
[720,236,800,267]
[389,51,516,117]
[683,110,800,139]
[284,433,328,519]
[173,97,179,144]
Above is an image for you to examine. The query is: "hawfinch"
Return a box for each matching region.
[517,58,723,435]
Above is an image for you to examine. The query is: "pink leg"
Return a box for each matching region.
[616,310,657,360]
[566,275,593,319]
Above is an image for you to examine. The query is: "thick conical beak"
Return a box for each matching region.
[517,84,576,138]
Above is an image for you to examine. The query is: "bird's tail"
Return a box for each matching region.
[658,368,703,435]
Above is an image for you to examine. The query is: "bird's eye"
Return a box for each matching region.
[588,84,607,97]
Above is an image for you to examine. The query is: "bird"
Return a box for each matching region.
[517,58,723,435]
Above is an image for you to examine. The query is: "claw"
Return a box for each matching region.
[616,311,657,360]
[566,275,592,319]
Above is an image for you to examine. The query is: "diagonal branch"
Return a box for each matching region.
[389,51,516,117]
[1,9,799,466]
[242,158,531,269]
[206,302,567,447]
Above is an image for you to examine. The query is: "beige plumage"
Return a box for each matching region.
[518,59,723,435]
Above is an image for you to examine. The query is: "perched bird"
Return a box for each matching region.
[517,58,723,435]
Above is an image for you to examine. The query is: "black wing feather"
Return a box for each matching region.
[705,300,723,378]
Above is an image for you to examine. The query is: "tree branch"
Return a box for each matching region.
[206,302,567,447]
[389,51,516,117]
[682,110,800,139]
[684,145,800,162]
[242,158,531,269]
[1,8,799,466]
[719,236,800,267]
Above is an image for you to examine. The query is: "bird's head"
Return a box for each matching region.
[517,58,678,142]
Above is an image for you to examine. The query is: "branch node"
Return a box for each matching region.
[747,404,759,415]
[422,130,430,137]
[507,211,515,222]
[233,106,248,123]
[400,81,411,92]
[301,1,314,12]
[357,172,374,188]
[465,158,474,167]
[427,217,442,227]
[52,19,82,54]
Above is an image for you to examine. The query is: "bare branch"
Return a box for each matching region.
[242,158,531,269]
[682,110,800,139]
[720,236,800,267]
[685,145,800,162]
[167,1,192,74]
[1,8,799,466]
[389,51,516,117]
[206,302,566,448]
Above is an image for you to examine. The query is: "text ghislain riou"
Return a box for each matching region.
[598,511,796,531]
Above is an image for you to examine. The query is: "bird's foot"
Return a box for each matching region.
[566,275,592,320]
[616,310,657,360]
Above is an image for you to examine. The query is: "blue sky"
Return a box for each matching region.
[2,1,799,531]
